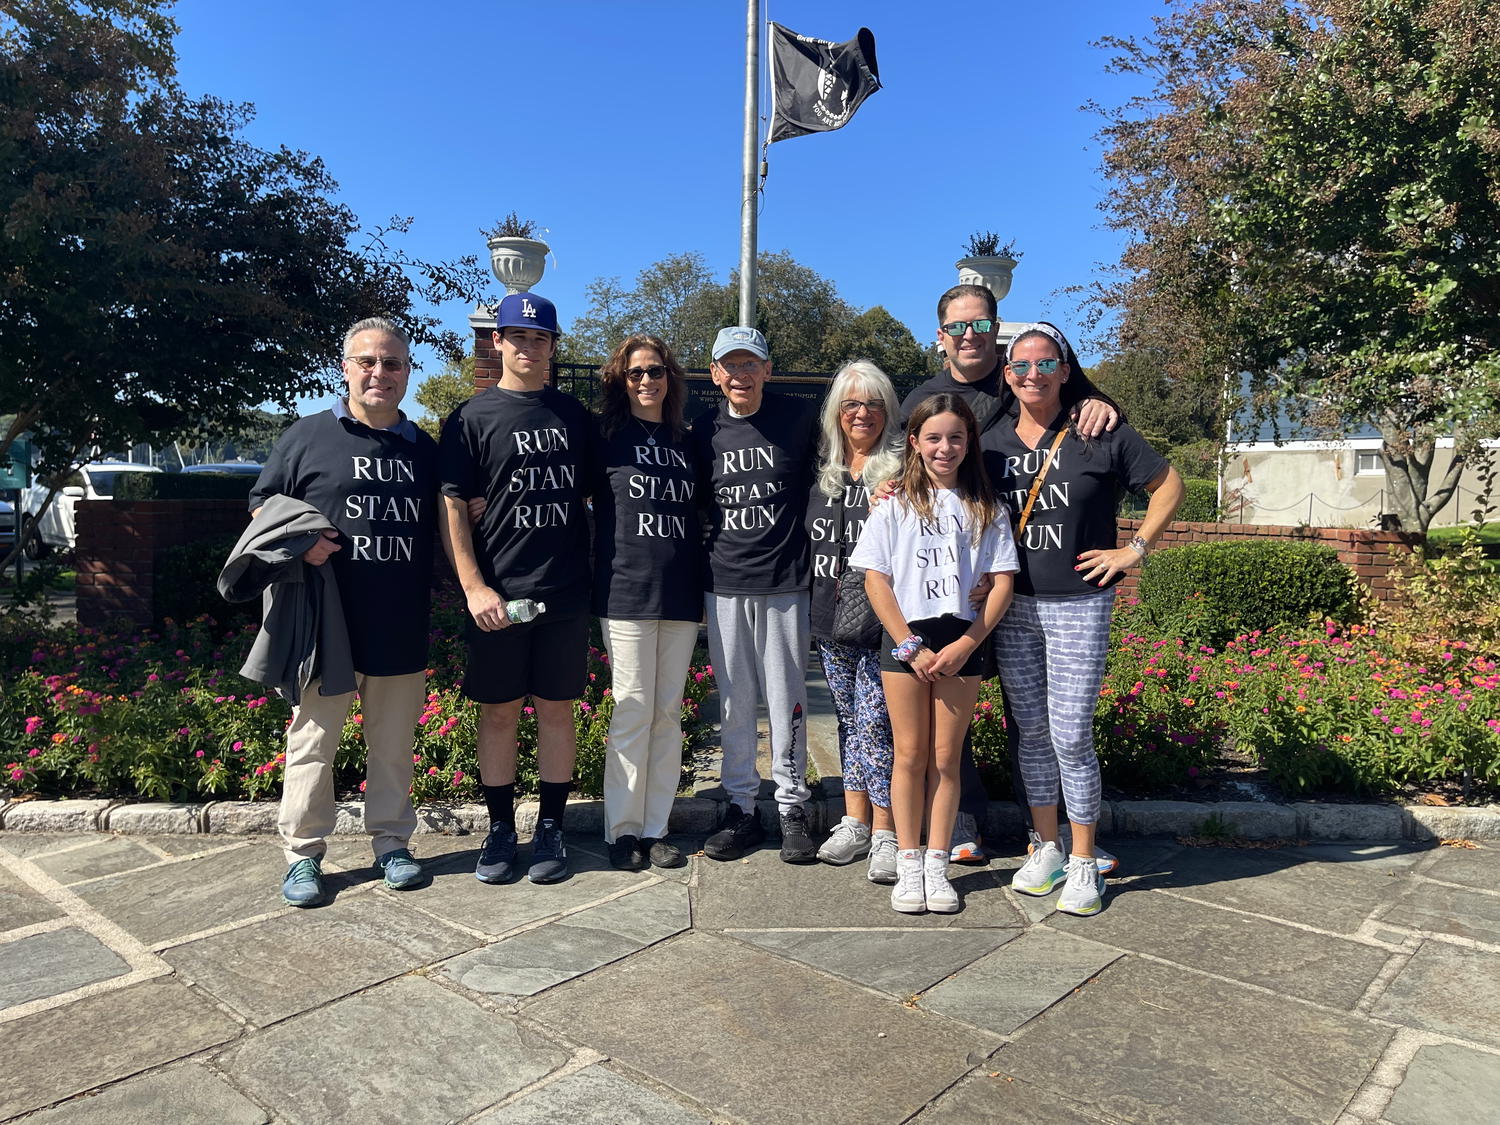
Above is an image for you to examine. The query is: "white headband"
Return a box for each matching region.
[1005,322,1070,362]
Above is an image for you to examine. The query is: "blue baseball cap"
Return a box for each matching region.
[712,325,769,361]
[495,292,560,336]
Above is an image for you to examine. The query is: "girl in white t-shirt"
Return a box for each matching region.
[850,394,1018,914]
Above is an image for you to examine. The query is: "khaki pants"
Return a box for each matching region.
[278,671,424,865]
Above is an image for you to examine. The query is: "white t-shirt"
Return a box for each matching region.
[849,488,1019,623]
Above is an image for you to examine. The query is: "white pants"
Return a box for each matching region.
[601,618,699,841]
[278,671,423,865]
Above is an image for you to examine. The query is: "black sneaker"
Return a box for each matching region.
[475,821,518,884]
[608,834,648,871]
[703,804,766,860]
[528,818,569,884]
[642,837,685,868]
[778,806,818,864]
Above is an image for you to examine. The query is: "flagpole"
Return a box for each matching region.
[738,0,759,327]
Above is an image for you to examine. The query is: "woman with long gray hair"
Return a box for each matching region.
[805,359,904,882]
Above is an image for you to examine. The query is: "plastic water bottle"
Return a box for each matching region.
[505,599,546,624]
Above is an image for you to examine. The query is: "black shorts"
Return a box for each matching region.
[880,614,986,677]
[462,611,589,704]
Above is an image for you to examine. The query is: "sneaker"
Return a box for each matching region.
[1012,839,1067,896]
[818,816,872,865]
[949,812,986,864]
[866,830,899,884]
[608,834,648,872]
[704,803,766,861]
[528,819,569,884]
[924,848,959,913]
[642,837,685,868]
[779,806,819,864]
[1029,828,1119,876]
[374,847,423,890]
[1058,855,1107,916]
[281,856,325,907]
[475,821,518,884]
[890,849,926,913]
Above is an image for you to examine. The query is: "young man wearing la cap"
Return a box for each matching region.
[438,292,594,886]
[689,326,821,863]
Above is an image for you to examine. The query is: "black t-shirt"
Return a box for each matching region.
[805,470,870,638]
[250,409,439,676]
[438,385,593,614]
[990,413,1168,597]
[591,422,704,621]
[689,390,818,595]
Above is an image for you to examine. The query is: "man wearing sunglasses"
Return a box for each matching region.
[691,326,821,864]
[897,285,1120,868]
[250,317,440,907]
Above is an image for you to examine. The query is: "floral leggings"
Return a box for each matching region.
[817,638,894,807]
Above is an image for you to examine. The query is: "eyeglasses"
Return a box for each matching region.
[1007,358,1063,376]
[345,355,408,373]
[625,365,668,383]
[839,399,887,416]
[940,318,996,338]
[716,360,766,376]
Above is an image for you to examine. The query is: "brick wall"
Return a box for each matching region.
[75,500,249,627]
[1115,519,1423,602]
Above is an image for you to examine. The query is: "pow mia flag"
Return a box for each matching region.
[768,23,881,144]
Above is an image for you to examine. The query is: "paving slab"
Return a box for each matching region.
[139,834,234,856]
[0,862,64,931]
[731,927,1016,998]
[1419,842,1499,890]
[1049,888,1391,1009]
[693,846,1027,930]
[1267,840,1431,874]
[996,956,1391,1125]
[523,931,1000,1125]
[919,928,1121,1035]
[474,1064,711,1125]
[1384,1042,1500,1125]
[0,832,78,858]
[1378,879,1500,944]
[219,975,565,1125]
[163,893,480,1024]
[30,836,165,884]
[14,1060,269,1125]
[0,926,131,1009]
[441,882,689,997]
[914,1073,1111,1124]
[0,977,241,1120]
[1371,940,1500,1049]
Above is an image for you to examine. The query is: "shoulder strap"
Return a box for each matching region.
[1015,428,1068,534]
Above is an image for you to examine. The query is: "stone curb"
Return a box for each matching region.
[1,794,1496,841]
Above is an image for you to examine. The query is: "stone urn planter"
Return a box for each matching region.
[487,236,550,294]
[955,254,1017,304]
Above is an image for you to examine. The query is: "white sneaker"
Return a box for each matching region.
[890,849,925,913]
[1029,828,1118,876]
[818,816,872,865]
[1057,855,1106,916]
[867,830,898,884]
[923,848,959,913]
[1012,840,1067,896]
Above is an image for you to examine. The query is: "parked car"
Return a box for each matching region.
[0,498,16,554]
[21,462,162,556]
[182,462,264,476]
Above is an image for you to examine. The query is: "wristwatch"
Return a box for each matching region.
[1127,535,1150,558]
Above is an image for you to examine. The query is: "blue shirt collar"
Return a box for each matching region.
[333,398,419,442]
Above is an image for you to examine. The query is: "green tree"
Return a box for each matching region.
[820,305,932,379]
[1091,0,1500,532]
[1089,349,1223,451]
[413,356,475,438]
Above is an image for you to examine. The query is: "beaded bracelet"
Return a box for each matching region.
[1127,535,1149,558]
[891,634,924,663]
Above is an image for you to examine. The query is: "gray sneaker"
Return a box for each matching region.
[817,816,871,865]
[528,819,569,884]
[866,830,899,884]
[374,847,423,890]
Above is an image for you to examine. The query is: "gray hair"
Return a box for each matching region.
[816,359,903,498]
[342,317,410,356]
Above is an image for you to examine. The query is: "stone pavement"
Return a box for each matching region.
[2,826,1498,1125]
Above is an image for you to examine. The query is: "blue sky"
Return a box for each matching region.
[170,0,1165,413]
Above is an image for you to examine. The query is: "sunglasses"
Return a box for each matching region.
[1007,358,1063,376]
[626,365,669,383]
[345,355,408,373]
[839,399,887,416]
[940,318,996,338]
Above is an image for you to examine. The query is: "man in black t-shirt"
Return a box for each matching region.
[439,292,592,887]
[250,317,439,908]
[690,326,820,864]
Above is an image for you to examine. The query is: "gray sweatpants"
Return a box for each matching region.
[706,591,811,812]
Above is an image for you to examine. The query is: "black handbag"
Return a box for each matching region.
[831,564,881,649]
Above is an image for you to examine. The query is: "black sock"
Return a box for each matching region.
[482,783,515,829]
[538,780,571,824]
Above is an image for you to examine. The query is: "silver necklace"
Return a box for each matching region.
[637,418,662,446]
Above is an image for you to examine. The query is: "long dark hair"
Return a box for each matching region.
[597,334,688,440]
[900,393,999,544]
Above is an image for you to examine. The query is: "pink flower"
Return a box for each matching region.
[427,766,439,775]
[24,716,43,735]
[27,748,41,758]
[195,750,205,758]
[232,741,244,751]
